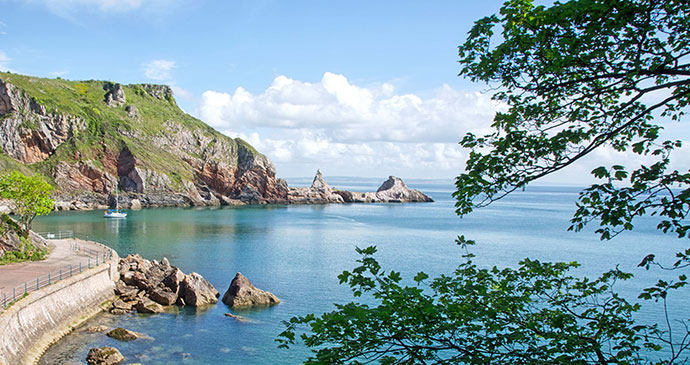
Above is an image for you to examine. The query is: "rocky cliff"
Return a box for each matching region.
[0,72,288,208]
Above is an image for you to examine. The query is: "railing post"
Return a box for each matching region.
[48,273,51,285]
[36,277,39,290]
[88,259,90,269]
[80,262,82,273]
[59,268,62,280]
[3,293,5,308]
[70,265,72,277]
[13,288,15,303]
[24,282,27,295]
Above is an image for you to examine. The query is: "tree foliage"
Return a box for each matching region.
[278,0,690,363]
[0,171,54,232]
[454,0,690,240]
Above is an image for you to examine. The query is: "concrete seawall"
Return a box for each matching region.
[0,251,120,365]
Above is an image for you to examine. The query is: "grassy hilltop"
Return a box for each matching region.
[0,72,285,207]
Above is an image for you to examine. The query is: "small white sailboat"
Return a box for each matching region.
[104,188,127,218]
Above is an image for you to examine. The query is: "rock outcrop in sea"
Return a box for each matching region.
[288,171,434,204]
[111,254,219,314]
[222,272,280,308]
[287,169,345,204]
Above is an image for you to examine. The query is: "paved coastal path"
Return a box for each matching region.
[0,238,110,295]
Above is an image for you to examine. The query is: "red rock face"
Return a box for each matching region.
[1,78,289,208]
[195,161,237,196]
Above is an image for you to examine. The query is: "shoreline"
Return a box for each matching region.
[0,240,119,365]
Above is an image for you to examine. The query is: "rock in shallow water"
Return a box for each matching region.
[180,272,220,306]
[135,297,165,314]
[114,254,220,313]
[86,346,124,365]
[222,272,280,308]
[106,328,138,341]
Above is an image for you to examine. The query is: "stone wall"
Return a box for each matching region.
[0,251,119,365]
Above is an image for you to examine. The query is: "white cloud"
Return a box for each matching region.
[0,51,12,71]
[199,72,498,144]
[143,59,175,81]
[197,73,497,178]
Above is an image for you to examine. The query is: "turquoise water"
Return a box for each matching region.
[35,180,688,364]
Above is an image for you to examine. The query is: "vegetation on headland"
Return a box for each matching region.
[0,172,52,264]
[0,234,47,265]
[0,171,54,232]
[0,71,264,194]
[279,0,690,363]
[0,214,47,265]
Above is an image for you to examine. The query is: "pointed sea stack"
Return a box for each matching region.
[222,272,280,308]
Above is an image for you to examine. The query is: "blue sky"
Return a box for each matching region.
[1,0,686,183]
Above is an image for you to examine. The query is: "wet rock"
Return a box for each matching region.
[224,313,251,322]
[222,272,280,308]
[135,297,164,314]
[86,346,125,365]
[180,272,220,306]
[107,328,138,341]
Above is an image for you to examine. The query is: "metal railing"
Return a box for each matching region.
[0,231,117,310]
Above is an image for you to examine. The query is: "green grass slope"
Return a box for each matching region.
[0,72,259,192]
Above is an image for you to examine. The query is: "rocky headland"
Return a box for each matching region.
[0,72,287,210]
[0,72,433,211]
[289,170,433,204]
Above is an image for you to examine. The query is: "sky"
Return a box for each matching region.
[0,0,687,184]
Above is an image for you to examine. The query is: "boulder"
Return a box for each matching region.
[135,297,164,314]
[149,287,177,306]
[180,272,220,306]
[125,105,140,119]
[86,346,125,365]
[129,198,142,210]
[163,267,186,293]
[106,328,138,341]
[112,299,133,311]
[222,272,280,308]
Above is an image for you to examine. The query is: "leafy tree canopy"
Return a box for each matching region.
[278,0,690,363]
[455,0,690,240]
[0,171,54,232]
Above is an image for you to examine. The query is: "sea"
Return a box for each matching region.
[33,178,689,364]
